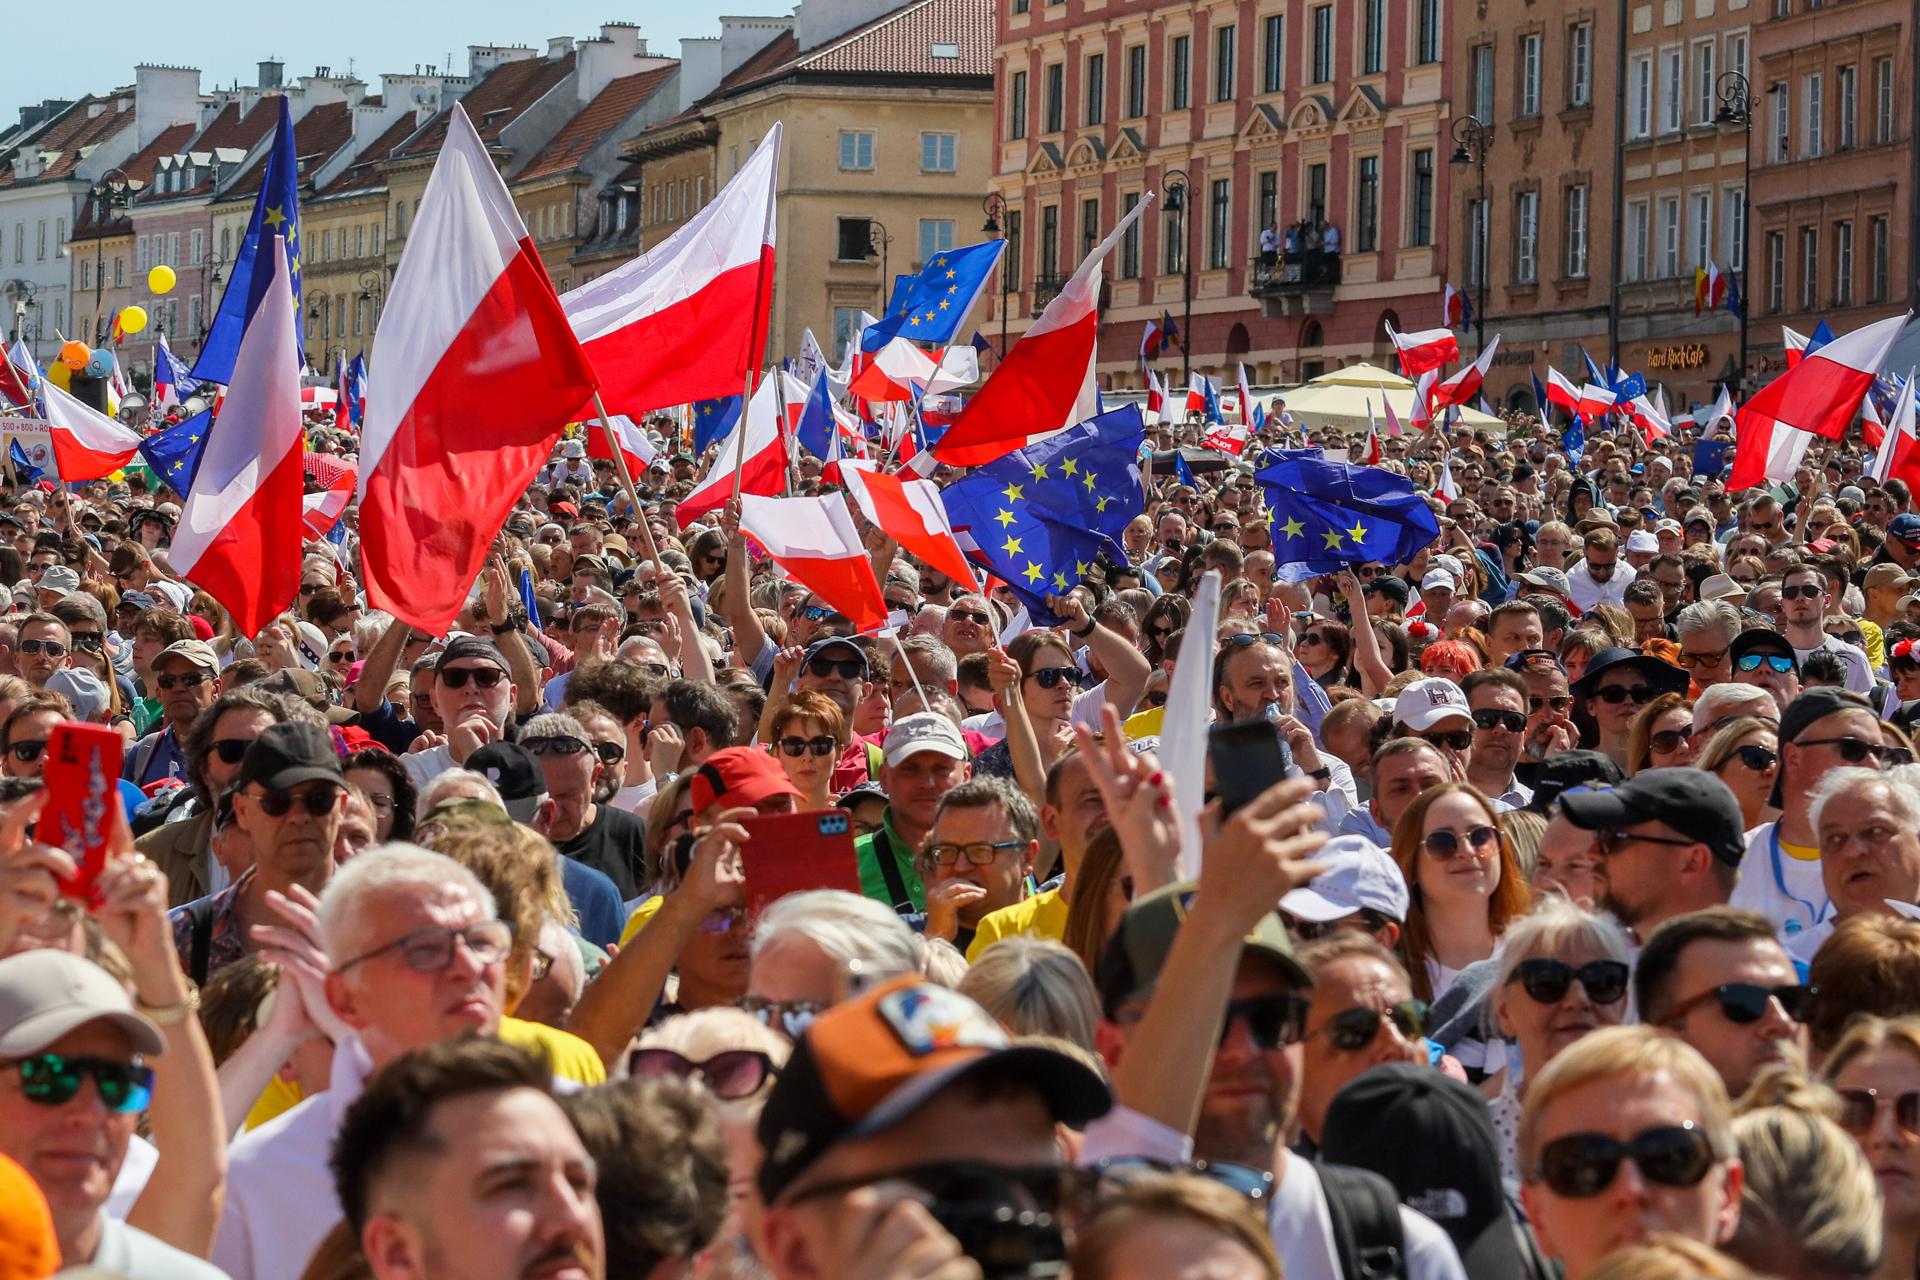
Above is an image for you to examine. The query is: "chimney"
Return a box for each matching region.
[468,45,537,78]
[576,22,665,104]
[795,0,897,53]
[133,65,201,149]
[258,59,284,89]
[720,15,793,78]
[546,36,575,62]
[677,37,721,111]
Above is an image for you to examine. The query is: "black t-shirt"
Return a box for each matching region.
[556,804,645,899]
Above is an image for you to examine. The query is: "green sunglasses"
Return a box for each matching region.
[8,1053,154,1112]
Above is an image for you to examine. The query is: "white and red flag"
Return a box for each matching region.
[1429,336,1500,410]
[933,194,1153,466]
[1543,367,1583,418]
[1782,326,1810,369]
[1869,370,1918,484]
[678,374,786,525]
[1384,322,1460,378]
[170,235,304,634]
[587,413,658,478]
[40,378,141,480]
[1409,368,1439,432]
[1361,403,1382,464]
[738,491,886,632]
[301,453,359,541]
[1236,362,1257,426]
[1737,311,1908,444]
[1577,383,1619,422]
[1436,457,1460,503]
[357,104,599,633]
[1144,369,1166,422]
[564,124,779,416]
[841,461,977,589]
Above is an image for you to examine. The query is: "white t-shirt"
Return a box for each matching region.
[1729,820,1832,943]
[1566,560,1637,611]
[1792,633,1875,696]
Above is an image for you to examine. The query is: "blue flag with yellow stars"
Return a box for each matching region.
[861,241,1006,351]
[1255,453,1440,585]
[138,410,211,495]
[8,441,41,487]
[192,96,302,385]
[941,404,1146,621]
[691,395,743,456]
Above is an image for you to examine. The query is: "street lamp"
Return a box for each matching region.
[86,167,134,345]
[863,219,893,302]
[1163,167,1192,383]
[982,193,1010,358]
[1449,116,1491,355]
[1715,71,1756,397]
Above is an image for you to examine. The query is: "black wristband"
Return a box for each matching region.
[1071,619,1097,638]
[1309,767,1332,782]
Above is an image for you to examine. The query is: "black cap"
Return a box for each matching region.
[802,636,868,671]
[435,634,511,675]
[1319,1064,1531,1280]
[1729,628,1796,670]
[1525,750,1626,813]
[1777,686,1870,747]
[236,722,343,793]
[466,741,547,823]
[1558,767,1746,867]
[1363,576,1411,605]
[1569,648,1689,699]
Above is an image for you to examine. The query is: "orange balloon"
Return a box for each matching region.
[59,340,90,371]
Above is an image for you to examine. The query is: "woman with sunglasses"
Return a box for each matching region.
[996,629,1093,768]
[1296,618,1355,691]
[766,691,845,812]
[1480,897,1634,1189]
[1628,692,1696,774]
[1571,648,1690,771]
[1390,782,1532,1003]
[1696,716,1780,831]
[1822,1015,1920,1280]
[1141,594,1191,668]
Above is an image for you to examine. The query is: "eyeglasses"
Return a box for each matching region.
[1419,728,1474,753]
[155,671,212,691]
[438,665,507,690]
[1028,666,1087,690]
[929,839,1025,867]
[1221,994,1311,1050]
[69,634,103,653]
[1801,736,1894,766]
[592,741,625,764]
[1658,981,1816,1026]
[1533,1124,1717,1198]
[6,1053,153,1112]
[523,736,590,758]
[336,919,515,974]
[209,737,256,765]
[1837,1087,1920,1139]
[628,1048,779,1100]
[948,608,993,627]
[1676,647,1729,669]
[736,993,828,1039]
[1472,708,1527,734]
[1590,684,1653,705]
[1307,1000,1428,1052]
[299,583,325,596]
[805,657,864,680]
[364,793,396,812]
[1735,653,1796,675]
[1528,694,1574,715]
[1223,631,1288,650]
[1423,824,1498,859]
[1144,690,1169,708]
[1648,729,1689,755]
[1513,958,1630,1006]
[1779,583,1824,600]
[254,784,343,818]
[777,735,837,758]
[18,639,66,657]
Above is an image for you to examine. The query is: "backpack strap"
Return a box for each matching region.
[1318,1163,1408,1280]
[870,826,915,916]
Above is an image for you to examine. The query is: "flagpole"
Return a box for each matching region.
[730,367,758,501]
[592,391,661,566]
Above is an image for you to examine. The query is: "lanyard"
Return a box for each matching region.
[1768,824,1831,936]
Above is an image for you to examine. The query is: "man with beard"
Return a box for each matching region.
[1462,668,1531,806]
[1556,769,1742,942]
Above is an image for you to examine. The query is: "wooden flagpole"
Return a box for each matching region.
[591,391,661,566]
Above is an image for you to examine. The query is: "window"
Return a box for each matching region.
[1871,216,1889,301]
[1728,32,1748,81]
[1690,191,1711,270]
[35,220,45,261]
[1045,63,1064,131]
[1005,209,1022,292]
[1013,0,1028,11]
[1835,220,1854,305]
[1120,192,1142,278]
[11,224,20,264]
[921,132,957,173]
[1356,156,1380,252]
[1466,198,1488,286]
[113,258,123,287]
[1207,179,1230,269]
[1472,45,1494,122]
[1772,82,1790,162]
[1261,16,1284,92]
[1085,54,1105,126]
[835,218,872,260]
[1694,40,1715,126]
[1410,148,1434,247]
[354,296,364,337]
[1569,23,1592,107]
[1725,185,1745,264]
[371,222,381,254]
[191,228,204,265]
[1307,163,1328,222]
[1362,0,1384,75]
[1767,230,1785,311]
[221,227,232,259]
[1258,171,1279,241]
[1800,226,1818,308]
[1515,191,1539,283]
[1009,69,1028,139]
[167,233,179,267]
[396,200,409,237]
[353,225,364,258]
[136,235,148,272]
[1081,197,1100,259]
[1566,184,1589,277]
[1170,36,1191,109]
[1416,0,1440,64]
[1519,34,1541,117]
[1040,204,1060,280]
[919,219,956,265]
[1311,9,1333,84]
[1877,58,1895,144]
[1630,55,1652,139]
[1658,196,1680,277]
[1626,200,1650,282]
[80,259,93,291]
[323,228,334,261]
[1214,25,1235,101]
[1660,48,1683,134]
[839,131,875,170]
[833,307,861,360]
[1126,45,1146,116]
[1838,64,1856,150]
[1806,73,1822,157]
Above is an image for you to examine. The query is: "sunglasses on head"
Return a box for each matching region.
[1838,1087,1920,1139]
[1472,708,1527,734]
[1513,957,1630,1005]
[1735,653,1795,675]
[1424,824,1498,859]
[1660,981,1815,1026]
[777,735,837,758]
[254,784,342,818]
[627,1048,779,1100]
[8,1053,153,1112]
[156,671,212,691]
[1223,631,1288,650]
[523,736,590,758]
[1309,1000,1428,1052]
[438,665,506,690]
[1028,666,1086,690]
[805,657,864,680]
[1420,728,1474,753]
[1533,1123,1717,1198]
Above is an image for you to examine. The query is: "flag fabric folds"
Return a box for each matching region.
[679,375,786,525]
[1430,336,1500,410]
[738,492,886,632]
[1385,323,1460,378]
[586,413,658,478]
[1869,370,1918,486]
[1736,311,1908,448]
[7,440,42,487]
[940,404,1146,619]
[357,104,600,633]
[40,379,141,480]
[842,462,976,589]
[858,241,1004,350]
[1442,282,1472,329]
[1256,453,1442,583]
[151,332,198,412]
[563,123,779,416]
[138,409,212,492]
[192,97,302,385]
[692,395,743,455]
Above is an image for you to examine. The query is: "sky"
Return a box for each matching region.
[9,0,795,112]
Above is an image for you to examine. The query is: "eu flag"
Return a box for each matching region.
[692,395,742,455]
[138,409,212,495]
[1562,415,1586,456]
[1256,453,1440,583]
[941,405,1146,620]
[191,97,302,384]
[860,241,1006,351]
[8,441,42,487]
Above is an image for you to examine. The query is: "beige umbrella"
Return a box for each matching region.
[1276,363,1505,434]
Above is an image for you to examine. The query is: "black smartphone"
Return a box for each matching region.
[1209,717,1294,819]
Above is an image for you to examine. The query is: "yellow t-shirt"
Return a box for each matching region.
[619,894,666,947]
[966,887,1070,962]
[1862,619,1887,671]
[1122,706,1166,740]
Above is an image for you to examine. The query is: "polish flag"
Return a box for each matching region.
[1236,362,1257,427]
[1361,404,1382,464]
[40,378,141,481]
[357,105,600,634]
[1577,383,1619,422]
[1381,392,1405,437]
[1186,372,1217,418]
[1728,416,1817,492]
[1782,326,1809,369]
[1870,370,1919,486]
[1436,457,1460,502]
[841,462,977,589]
[1385,323,1461,378]
[1430,336,1500,410]
[1705,385,1736,432]
[1864,394,1886,450]
[738,492,886,632]
[1544,367,1583,417]
[1409,369,1439,432]
[1626,393,1670,441]
[678,374,786,524]
[1737,311,1909,445]
[586,413,658,477]
[934,194,1153,465]
[170,235,305,635]
[0,344,34,411]
[1145,369,1166,422]
[848,337,935,403]
[564,124,779,416]
[301,454,359,541]
[1202,424,1250,455]
[1442,282,1471,328]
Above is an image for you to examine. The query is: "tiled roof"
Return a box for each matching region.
[151,97,280,201]
[317,112,416,198]
[516,65,675,184]
[0,93,136,188]
[393,53,576,159]
[716,0,993,101]
[71,122,193,236]
[711,31,799,99]
[225,100,355,200]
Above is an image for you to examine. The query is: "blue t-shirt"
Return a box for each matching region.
[557,854,625,949]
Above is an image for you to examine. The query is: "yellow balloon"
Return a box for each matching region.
[108,470,125,483]
[148,265,176,295]
[46,361,71,389]
[118,305,148,335]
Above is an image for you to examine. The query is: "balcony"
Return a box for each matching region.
[1031,273,1066,308]
[1247,255,1337,318]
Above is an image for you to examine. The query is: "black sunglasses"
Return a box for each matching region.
[1221,993,1310,1050]
[210,737,254,765]
[1420,728,1475,753]
[1028,666,1086,690]
[1513,958,1630,1006]
[523,737,590,758]
[18,639,65,657]
[1223,631,1287,650]
[777,735,837,758]
[5,740,46,763]
[1800,736,1894,766]
[948,607,993,627]
[805,657,864,680]
[254,784,343,818]
[8,1053,153,1112]
[1528,694,1573,715]
[1659,981,1816,1026]
[1728,744,1777,771]
[1590,684,1653,705]
[1533,1124,1717,1198]
[593,741,626,764]
[438,666,507,690]
[1472,708,1527,734]
[156,671,212,691]
[1778,583,1823,600]
[1309,1000,1427,1052]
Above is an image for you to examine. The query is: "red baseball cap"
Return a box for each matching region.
[689,746,801,817]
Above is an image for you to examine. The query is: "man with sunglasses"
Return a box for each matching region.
[1293,934,1430,1152]
[401,636,519,791]
[1557,768,1744,941]
[15,610,70,691]
[519,712,643,899]
[1776,564,1874,695]
[1727,628,1801,713]
[1566,528,1636,612]
[939,590,997,658]
[123,640,218,789]
[1462,669,1533,808]
[1390,676,1477,782]
[1634,907,1809,1101]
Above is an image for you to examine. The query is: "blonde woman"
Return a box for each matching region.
[1822,1015,1920,1280]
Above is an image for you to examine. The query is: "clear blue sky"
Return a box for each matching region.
[9,1,795,112]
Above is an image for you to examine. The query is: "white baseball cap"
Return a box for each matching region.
[1419,568,1454,592]
[1392,677,1472,732]
[882,712,967,768]
[1281,836,1411,923]
[1625,530,1660,554]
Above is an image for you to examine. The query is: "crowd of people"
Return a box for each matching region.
[3,400,1920,1280]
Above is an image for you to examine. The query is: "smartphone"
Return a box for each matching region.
[43,721,124,905]
[1209,717,1294,819]
[738,809,860,917]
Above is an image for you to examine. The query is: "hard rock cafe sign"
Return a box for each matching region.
[1646,343,1709,370]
